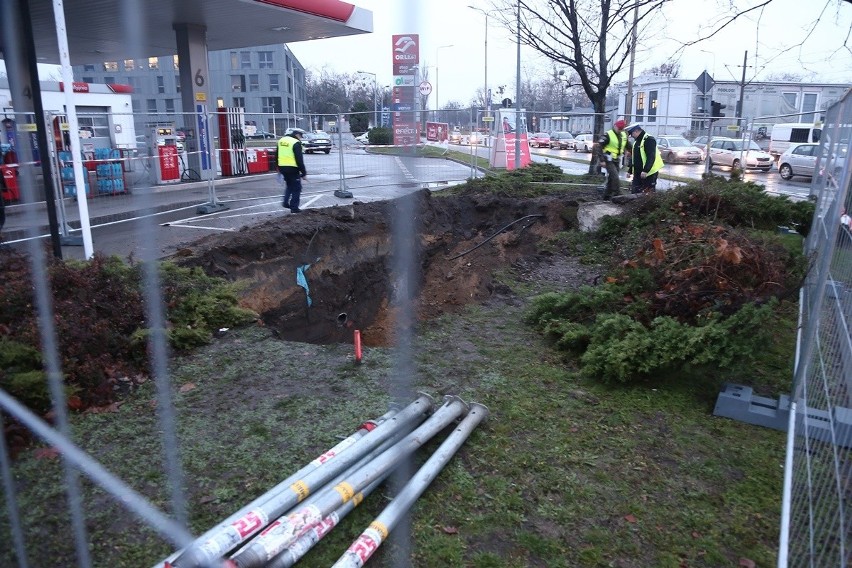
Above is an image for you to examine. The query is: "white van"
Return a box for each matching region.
[769,123,822,160]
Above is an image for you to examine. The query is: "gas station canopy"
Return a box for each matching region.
[1,0,372,65]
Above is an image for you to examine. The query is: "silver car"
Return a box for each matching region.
[778,143,819,180]
[574,134,594,152]
[656,135,703,164]
[708,138,773,171]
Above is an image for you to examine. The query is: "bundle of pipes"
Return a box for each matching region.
[157,393,489,568]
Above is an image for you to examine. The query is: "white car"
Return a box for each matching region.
[656,135,703,164]
[707,138,773,171]
[355,131,370,144]
[778,143,820,180]
[574,134,594,152]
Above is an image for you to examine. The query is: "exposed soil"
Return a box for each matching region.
[171,189,600,346]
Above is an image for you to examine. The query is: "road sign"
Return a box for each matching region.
[482,116,495,122]
[693,71,715,94]
[726,125,740,131]
[418,81,432,96]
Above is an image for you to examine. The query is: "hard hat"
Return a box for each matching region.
[625,123,643,134]
[614,119,627,130]
[285,128,306,137]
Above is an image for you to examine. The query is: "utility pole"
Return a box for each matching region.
[736,50,748,132]
[624,0,639,122]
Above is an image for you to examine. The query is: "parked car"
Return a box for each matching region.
[549,131,576,150]
[707,137,773,171]
[778,143,820,180]
[692,135,709,147]
[656,135,703,164]
[528,132,551,148]
[303,132,332,154]
[247,130,277,140]
[769,122,822,161]
[574,134,595,152]
[449,130,462,144]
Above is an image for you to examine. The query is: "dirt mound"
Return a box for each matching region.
[171,189,594,346]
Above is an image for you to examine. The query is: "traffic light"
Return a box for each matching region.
[710,100,726,122]
[502,97,512,108]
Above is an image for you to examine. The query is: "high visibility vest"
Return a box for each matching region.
[602,129,626,157]
[637,133,663,176]
[277,136,298,167]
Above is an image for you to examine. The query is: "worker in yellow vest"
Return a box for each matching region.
[625,123,663,194]
[597,119,628,199]
[277,128,308,213]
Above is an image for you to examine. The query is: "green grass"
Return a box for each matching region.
[0,289,789,566]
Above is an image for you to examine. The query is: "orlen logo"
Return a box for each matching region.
[394,36,416,54]
[395,127,417,135]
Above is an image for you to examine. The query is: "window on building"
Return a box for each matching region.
[104,76,115,84]
[157,76,165,94]
[76,107,111,139]
[782,92,798,113]
[175,75,181,93]
[126,77,140,90]
[648,90,658,122]
[82,76,94,84]
[802,93,818,122]
[147,99,158,114]
[287,77,293,94]
[132,100,141,113]
[173,55,180,70]
[124,59,135,71]
[258,51,274,69]
[231,75,245,92]
[262,97,282,113]
[269,74,280,92]
[249,74,259,92]
[285,55,291,72]
[103,61,118,72]
[240,51,251,69]
[232,97,245,108]
[230,51,239,70]
[165,99,175,114]
[148,57,159,70]
[636,92,645,119]
[83,64,95,72]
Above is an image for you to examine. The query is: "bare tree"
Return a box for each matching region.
[641,61,681,77]
[492,0,671,171]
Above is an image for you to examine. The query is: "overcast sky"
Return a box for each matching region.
[288,0,852,107]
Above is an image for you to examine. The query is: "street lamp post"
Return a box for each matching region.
[468,5,498,145]
[514,0,521,168]
[435,44,454,119]
[357,70,378,128]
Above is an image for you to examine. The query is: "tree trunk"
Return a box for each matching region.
[587,93,608,175]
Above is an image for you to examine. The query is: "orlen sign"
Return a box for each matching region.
[392,34,419,74]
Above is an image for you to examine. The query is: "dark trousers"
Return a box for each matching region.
[604,160,621,198]
[280,166,302,211]
[631,172,659,194]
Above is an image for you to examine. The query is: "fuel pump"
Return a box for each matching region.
[153,126,181,184]
[217,107,248,176]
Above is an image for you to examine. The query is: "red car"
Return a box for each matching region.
[528,132,551,148]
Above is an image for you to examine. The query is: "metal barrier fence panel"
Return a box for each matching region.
[779,89,852,567]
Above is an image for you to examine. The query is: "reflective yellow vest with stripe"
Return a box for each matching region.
[638,133,663,176]
[602,129,627,157]
[277,136,298,167]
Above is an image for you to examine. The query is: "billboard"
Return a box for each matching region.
[392,34,420,145]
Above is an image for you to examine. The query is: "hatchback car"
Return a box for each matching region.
[528,132,551,148]
[449,131,462,144]
[656,135,703,164]
[778,143,820,180]
[303,132,332,154]
[549,131,576,150]
[574,134,595,152]
[707,138,773,171]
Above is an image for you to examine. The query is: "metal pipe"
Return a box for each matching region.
[156,407,400,567]
[227,396,469,568]
[267,476,386,568]
[252,426,419,568]
[170,394,434,568]
[331,403,489,568]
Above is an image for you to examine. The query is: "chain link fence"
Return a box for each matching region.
[779,89,852,567]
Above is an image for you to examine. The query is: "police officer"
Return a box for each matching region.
[277,128,307,213]
[625,123,663,194]
[597,119,628,199]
